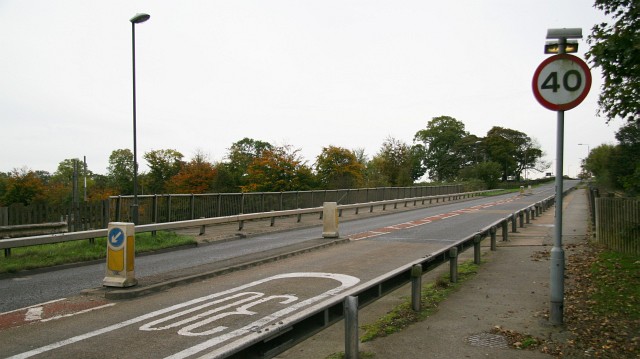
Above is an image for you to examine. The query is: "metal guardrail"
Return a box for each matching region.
[213,193,560,358]
[0,190,497,256]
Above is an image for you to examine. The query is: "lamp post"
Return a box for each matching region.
[130,13,150,225]
[578,143,590,178]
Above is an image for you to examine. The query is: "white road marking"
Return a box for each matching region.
[24,307,43,321]
[8,273,359,359]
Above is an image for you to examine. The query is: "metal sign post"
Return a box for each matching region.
[532,28,591,325]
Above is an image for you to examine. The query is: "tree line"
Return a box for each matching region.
[0,116,547,208]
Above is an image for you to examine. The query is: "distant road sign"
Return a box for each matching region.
[532,54,591,111]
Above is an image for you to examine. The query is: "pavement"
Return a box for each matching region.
[275,187,591,359]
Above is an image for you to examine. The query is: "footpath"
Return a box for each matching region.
[277,187,590,359]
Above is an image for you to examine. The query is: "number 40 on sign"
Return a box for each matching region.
[532,54,591,111]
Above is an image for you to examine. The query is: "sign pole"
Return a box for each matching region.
[550,107,565,325]
[550,37,567,326]
[532,30,591,325]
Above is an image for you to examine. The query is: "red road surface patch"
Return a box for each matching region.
[0,297,114,331]
[349,196,518,241]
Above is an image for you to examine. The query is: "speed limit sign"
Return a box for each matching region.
[532,54,591,111]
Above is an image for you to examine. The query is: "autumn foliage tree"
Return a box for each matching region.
[241,145,314,192]
[0,168,48,206]
[315,146,364,189]
[167,153,217,194]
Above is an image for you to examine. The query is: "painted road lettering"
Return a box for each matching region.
[8,272,359,359]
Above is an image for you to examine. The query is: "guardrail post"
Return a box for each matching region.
[411,264,422,311]
[519,211,524,228]
[525,207,531,224]
[511,214,517,233]
[270,210,276,227]
[449,247,458,283]
[502,220,509,242]
[199,217,206,235]
[473,234,482,265]
[490,226,497,251]
[344,296,359,359]
[4,248,10,258]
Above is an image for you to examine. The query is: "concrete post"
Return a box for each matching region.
[519,212,525,228]
[511,214,517,233]
[322,202,339,238]
[411,264,422,311]
[526,208,531,224]
[344,296,359,359]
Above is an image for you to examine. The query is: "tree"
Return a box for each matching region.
[586,0,640,123]
[47,158,93,207]
[584,144,617,189]
[242,145,314,192]
[1,168,48,206]
[484,127,545,181]
[167,152,217,194]
[459,161,503,189]
[315,146,364,189]
[107,149,135,195]
[414,116,469,182]
[225,138,274,189]
[370,137,421,186]
[144,149,184,194]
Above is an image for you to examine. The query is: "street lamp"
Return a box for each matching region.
[578,143,591,178]
[130,13,150,225]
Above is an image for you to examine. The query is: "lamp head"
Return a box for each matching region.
[130,13,150,24]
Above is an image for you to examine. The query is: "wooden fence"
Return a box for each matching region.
[595,197,640,256]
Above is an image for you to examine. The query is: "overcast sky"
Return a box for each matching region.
[0,1,622,179]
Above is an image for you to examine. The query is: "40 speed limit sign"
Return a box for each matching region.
[532,54,591,111]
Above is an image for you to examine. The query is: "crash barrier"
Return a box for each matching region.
[0,189,495,257]
[213,192,566,359]
[0,222,68,239]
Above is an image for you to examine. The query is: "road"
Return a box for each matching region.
[0,181,577,359]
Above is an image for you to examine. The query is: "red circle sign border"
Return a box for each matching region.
[532,54,592,111]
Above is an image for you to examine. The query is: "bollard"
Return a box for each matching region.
[490,226,497,251]
[344,296,359,359]
[502,220,509,242]
[322,202,339,238]
[449,247,458,283]
[103,222,137,288]
[473,234,482,265]
[411,264,422,311]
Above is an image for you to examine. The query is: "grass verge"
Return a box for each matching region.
[0,231,196,274]
[359,260,479,342]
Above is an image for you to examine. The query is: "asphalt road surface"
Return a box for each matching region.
[0,181,577,359]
